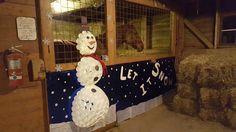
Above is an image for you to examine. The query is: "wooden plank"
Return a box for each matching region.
[60,63,77,71]
[0,2,35,16]
[114,53,173,65]
[35,1,51,131]
[184,19,213,49]
[214,0,221,49]
[106,0,116,65]
[171,11,176,56]
[175,15,184,70]
[0,86,45,132]
[5,0,35,5]
[126,0,168,10]
[37,0,56,71]
[184,27,205,48]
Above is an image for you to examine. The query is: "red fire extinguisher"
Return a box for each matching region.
[4,46,24,88]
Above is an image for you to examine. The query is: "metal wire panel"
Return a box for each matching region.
[50,0,106,64]
[115,0,171,57]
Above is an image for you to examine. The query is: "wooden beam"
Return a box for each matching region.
[106,0,116,65]
[175,15,184,71]
[126,0,168,10]
[171,11,177,56]
[184,19,214,49]
[37,0,56,71]
[214,0,221,49]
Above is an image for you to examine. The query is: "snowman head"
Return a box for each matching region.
[72,85,109,127]
[76,57,103,86]
[76,31,97,55]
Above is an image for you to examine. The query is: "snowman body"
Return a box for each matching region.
[72,31,109,128]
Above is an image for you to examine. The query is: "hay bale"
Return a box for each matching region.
[226,109,236,129]
[220,89,230,109]
[200,88,221,110]
[197,65,221,88]
[173,95,198,116]
[177,65,197,84]
[197,65,234,88]
[230,88,236,111]
[177,83,197,100]
[198,108,227,123]
[177,55,210,84]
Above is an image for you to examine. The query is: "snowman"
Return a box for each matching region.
[71,30,109,128]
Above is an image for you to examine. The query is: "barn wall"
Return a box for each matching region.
[0,0,47,132]
[184,15,214,51]
[182,14,236,57]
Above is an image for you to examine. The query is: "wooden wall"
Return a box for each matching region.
[0,0,47,131]
[184,15,214,50]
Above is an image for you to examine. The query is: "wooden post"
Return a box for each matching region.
[37,0,56,71]
[35,0,53,131]
[214,0,221,49]
[171,11,177,56]
[106,0,116,65]
[175,15,184,72]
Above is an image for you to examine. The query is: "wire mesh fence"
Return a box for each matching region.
[50,0,106,64]
[115,0,171,57]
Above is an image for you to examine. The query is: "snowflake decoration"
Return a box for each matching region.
[46,11,53,21]
[42,37,51,46]
[55,64,63,72]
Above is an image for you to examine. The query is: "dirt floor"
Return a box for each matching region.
[107,105,234,132]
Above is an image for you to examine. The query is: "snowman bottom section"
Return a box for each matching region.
[72,85,109,128]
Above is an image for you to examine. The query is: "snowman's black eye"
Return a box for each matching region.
[91,36,94,39]
[86,36,89,39]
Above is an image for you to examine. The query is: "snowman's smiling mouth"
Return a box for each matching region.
[87,46,94,50]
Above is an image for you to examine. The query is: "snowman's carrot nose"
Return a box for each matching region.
[89,41,95,45]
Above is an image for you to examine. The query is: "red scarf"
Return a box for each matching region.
[82,53,107,75]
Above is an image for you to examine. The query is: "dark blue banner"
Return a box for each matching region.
[47,57,176,124]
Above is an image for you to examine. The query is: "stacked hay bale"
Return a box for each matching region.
[169,53,236,129]
[196,56,236,129]
[227,88,236,129]
[173,55,209,116]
